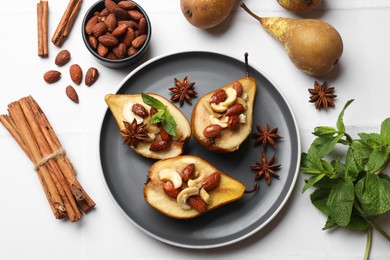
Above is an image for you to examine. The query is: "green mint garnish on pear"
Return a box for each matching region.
[142,93,177,136]
[301,99,390,260]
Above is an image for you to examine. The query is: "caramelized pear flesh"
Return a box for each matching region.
[144,155,246,219]
[191,77,256,152]
[105,93,191,160]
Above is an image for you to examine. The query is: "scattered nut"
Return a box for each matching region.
[85,67,99,86]
[55,50,71,66]
[43,70,61,83]
[69,64,83,85]
[65,85,79,103]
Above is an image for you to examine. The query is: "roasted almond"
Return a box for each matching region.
[97,43,109,56]
[113,7,130,20]
[163,181,181,198]
[92,22,108,37]
[233,81,243,97]
[111,23,128,38]
[118,20,138,29]
[43,70,61,84]
[118,1,136,10]
[203,124,222,139]
[132,103,148,118]
[201,171,221,191]
[100,8,109,16]
[112,43,128,59]
[122,28,136,47]
[210,89,227,104]
[149,140,170,151]
[180,163,195,182]
[225,103,245,117]
[138,17,147,35]
[127,46,138,56]
[88,35,98,49]
[227,115,240,130]
[65,85,79,104]
[128,10,143,21]
[104,0,119,13]
[159,128,172,142]
[106,52,119,60]
[187,196,207,213]
[85,15,99,35]
[104,13,117,32]
[55,50,71,66]
[85,67,99,87]
[69,64,83,85]
[132,34,147,48]
[98,34,119,47]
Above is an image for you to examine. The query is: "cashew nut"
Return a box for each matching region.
[209,115,229,128]
[187,171,206,189]
[123,102,144,124]
[210,88,237,113]
[199,188,211,204]
[159,169,182,189]
[176,187,199,210]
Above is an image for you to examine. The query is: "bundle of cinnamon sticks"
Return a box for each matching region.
[0,96,95,222]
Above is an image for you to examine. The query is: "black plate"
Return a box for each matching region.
[98,51,300,248]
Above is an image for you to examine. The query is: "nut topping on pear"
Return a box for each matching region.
[191,53,257,152]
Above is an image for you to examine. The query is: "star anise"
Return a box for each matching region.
[169,76,197,106]
[120,119,149,148]
[253,123,283,149]
[250,153,281,185]
[308,81,337,110]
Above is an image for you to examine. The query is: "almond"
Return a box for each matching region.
[104,13,117,32]
[128,10,143,21]
[85,67,99,86]
[180,163,195,182]
[210,89,227,104]
[227,115,240,130]
[225,103,245,117]
[163,181,181,198]
[55,50,71,66]
[111,23,128,38]
[69,64,82,85]
[104,0,119,13]
[201,171,221,191]
[88,35,98,49]
[122,28,135,47]
[65,85,79,104]
[127,46,138,56]
[159,128,172,142]
[203,124,222,139]
[43,70,61,84]
[85,16,99,35]
[92,22,108,37]
[97,43,109,56]
[149,140,170,151]
[187,196,207,213]
[132,103,148,118]
[98,34,119,47]
[132,34,147,48]
[138,17,147,35]
[233,81,243,97]
[118,1,136,10]
[100,8,109,16]
[113,7,130,20]
[118,20,138,30]
[106,51,119,60]
[112,43,128,59]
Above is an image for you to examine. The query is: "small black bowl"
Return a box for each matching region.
[81,0,152,69]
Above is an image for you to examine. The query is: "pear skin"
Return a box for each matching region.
[241,3,343,76]
[144,155,246,219]
[277,0,322,13]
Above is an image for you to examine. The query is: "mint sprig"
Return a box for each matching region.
[141,93,177,136]
[301,99,390,259]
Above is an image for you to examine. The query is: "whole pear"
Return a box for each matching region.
[277,0,322,13]
[180,0,236,29]
[241,3,343,76]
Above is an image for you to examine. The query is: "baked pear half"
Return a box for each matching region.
[144,155,246,219]
[192,54,257,152]
[105,93,191,159]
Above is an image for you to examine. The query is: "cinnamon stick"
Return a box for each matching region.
[37,0,48,57]
[51,0,82,47]
[0,96,95,221]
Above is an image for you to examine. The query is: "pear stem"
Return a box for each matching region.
[240,2,262,23]
[244,52,250,78]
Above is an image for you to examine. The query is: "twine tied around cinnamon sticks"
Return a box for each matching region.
[0,96,95,222]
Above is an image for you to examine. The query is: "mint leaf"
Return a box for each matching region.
[141,93,166,110]
[151,110,165,124]
[309,133,344,158]
[344,147,360,180]
[367,148,390,174]
[302,173,326,193]
[351,140,372,171]
[355,173,390,217]
[381,118,390,144]
[323,217,337,230]
[347,213,369,231]
[161,109,177,136]
[359,133,381,149]
[336,99,354,133]
[313,126,337,137]
[310,188,330,214]
[327,180,354,227]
